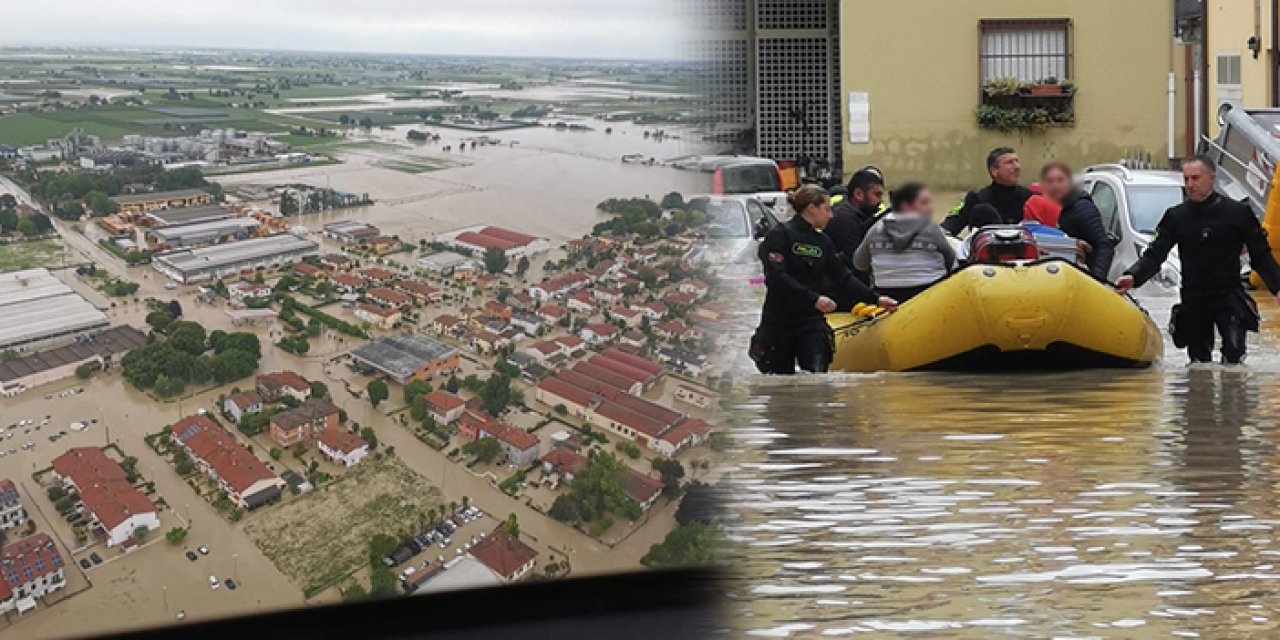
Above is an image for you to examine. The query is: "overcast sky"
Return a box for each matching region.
[3,0,688,60]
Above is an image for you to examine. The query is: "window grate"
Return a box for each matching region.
[979,19,1072,84]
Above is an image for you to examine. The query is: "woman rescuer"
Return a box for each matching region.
[751,185,899,374]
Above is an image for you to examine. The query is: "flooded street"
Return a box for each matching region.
[724,288,1280,638]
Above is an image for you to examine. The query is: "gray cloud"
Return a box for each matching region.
[3,0,687,59]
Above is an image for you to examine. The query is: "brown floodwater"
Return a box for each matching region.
[722,283,1280,638]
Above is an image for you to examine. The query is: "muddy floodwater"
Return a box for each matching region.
[724,286,1280,638]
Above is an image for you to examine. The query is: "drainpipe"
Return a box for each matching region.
[1169,71,1177,162]
[1273,0,1279,106]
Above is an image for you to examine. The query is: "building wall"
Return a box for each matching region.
[0,355,103,397]
[0,502,26,529]
[106,512,161,547]
[409,352,461,382]
[841,0,1184,188]
[269,422,309,448]
[1206,0,1274,135]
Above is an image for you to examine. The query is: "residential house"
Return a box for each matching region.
[329,273,367,294]
[228,280,273,304]
[483,300,513,320]
[320,254,353,271]
[525,340,563,365]
[457,410,493,443]
[269,398,341,448]
[624,470,664,512]
[293,263,325,279]
[51,448,159,547]
[528,272,590,301]
[593,287,624,305]
[355,303,402,330]
[470,331,505,355]
[509,311,543,335]
[656,346,707,376]
[424,390,466,424]
[365,236,400,255]
[432,314,462,336]
[173,415,284,509]
[536,304,567,324]
[566,290,595,314]
[620,330,646,349]
[469,528,537,583]
[633,247,658,263]
[256,371,311,403]
[662,291,697,308]
[581,323,620,346]
[395,279,442,303]
[540,447,589,482]
[553,334,586,357]
[609,307,643,328]
[223,391,263,423]
[366,287,413,310]
[476,274,501,290]
[358,267,397,285]
[678,280,710,298]
[632,301,668,321]
[0,480,25,530]
[317,429,370,467]
[655,320,701,343]
[675,384,715,409]
[651,417,713,458]
[477,422,540,465]
[0,534,66,615]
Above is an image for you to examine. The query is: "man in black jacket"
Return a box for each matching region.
[826,167,886,267]
[752,186,897,374]
[941,147,1034,236]
[1116,155,1280,364]
[1040,162,1115,278]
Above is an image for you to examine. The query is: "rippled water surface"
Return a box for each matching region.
[725,289,1280,638]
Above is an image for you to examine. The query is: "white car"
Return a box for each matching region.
[685,194,780,267]
[208,575,219,590]
[1080,164,1199,284]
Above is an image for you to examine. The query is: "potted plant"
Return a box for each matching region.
[983,77,1024,98]
[1031,77,1063,96]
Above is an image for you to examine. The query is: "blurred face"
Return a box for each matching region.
[1041,168,1074,203]
[805,201,833,230]
[1183,161,1215,202]
[851,184,885,212]
[989,153,1021,186]
[898,189,934,216]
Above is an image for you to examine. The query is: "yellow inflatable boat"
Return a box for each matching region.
[827,260,1163,372]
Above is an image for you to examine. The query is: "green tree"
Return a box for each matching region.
[46,486,65,501]
[368,533,399,568]
[145,310,175,332]
[361,426,378,450]
[367,380,389,407]
[86,190,119,216]
[516,256,530,278]
[310,380,329,399]
[502,513,519,538]
[370,564,397,598]
[640,521,719,568]
[134,526,150,542]
[659,459,685,498]
[403,379,432,404]
[409,395,428,421]
[462,437,502,463]
[481,374,513,416]
[269,448,282,461]
[15,217,36,235]
[343,584,368,602]
[0,209,17,233]
[660,192,685,209]
[166,527,188,544]
[54,200,84,221]
[483,248,509,274]
[167,321,208,355]
[75,364,92,379]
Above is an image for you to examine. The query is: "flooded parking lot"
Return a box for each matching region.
[723,288,1280,638]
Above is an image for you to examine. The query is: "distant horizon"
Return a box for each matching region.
[0,42,688,65]
[2,0,687,61]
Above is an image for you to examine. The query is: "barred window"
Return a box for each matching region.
[979,19,1072,84]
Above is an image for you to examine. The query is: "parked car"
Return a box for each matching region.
[198,545,210,555]
[90,553,102,565]
[185,551,198,561]
[225,578,237,590]
[209,575,219,589]
[1079,164,1196,283]
[79,558,91,569]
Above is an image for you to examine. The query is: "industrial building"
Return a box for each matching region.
[349,333,460,385]
[0,326,146,397]
[152,234,319,284]
[146,204,236,227]
[148,217,260,248]
[109,188,212,213]
[441,226,550,259]
[322,220,381,243]
[0,268,109,353]
[417,251,476,276]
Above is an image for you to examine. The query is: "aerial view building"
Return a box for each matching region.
[172,415,284,509]
[152,234,319,284]
[349,333,460,385]
[0,268,110,353]
[51,447,160,547]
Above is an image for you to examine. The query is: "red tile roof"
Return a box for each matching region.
[612,393,683,425]
[470,528,537,580]
[571,362,635,392]
[0,533,63,601]
[588,354,653,384]
[357,303,399,318]
[529,340,561,356]
[293,263,324,277]
[367,287,412,307]
[601,347,664,376]
[425,390,466,412]
[624,470,664,504]
[359,267,397,281]
[318,428,368,455]
[434,313,460,326]
[480,422,538,451]
[585,323,619,337]
[659,418,713,445]
[51,447,156,531]
[331,273,366,288]
[396,279,441,298]
[538,304,567,318]
[228,391,262,410]
[541,447,589,475]
[457,231,517,251]
[173,415,278,494]
[554,335,584,349]
[258,370,310,393]
[594,401,668,438]
[479,226,538,246]
[555,370,622,401]
[537,376,596,408]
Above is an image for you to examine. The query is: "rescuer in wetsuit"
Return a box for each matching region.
[751,185,899,374]
[941,147,1035,236]
[1116,155,1280,364]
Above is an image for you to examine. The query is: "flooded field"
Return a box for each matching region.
[724,285,1280,638]
[213,117,706,243]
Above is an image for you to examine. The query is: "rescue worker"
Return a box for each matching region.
[942,147,1034,236]
[1115,155,1280,364]
[1040,162,1115,279]
[826,167,887,266]
[751,185,899,374]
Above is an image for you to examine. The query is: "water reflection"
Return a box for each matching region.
[728,364,1280,637]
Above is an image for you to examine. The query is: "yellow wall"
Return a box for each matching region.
[1206,0,1273,136]
[841,0,1181,189]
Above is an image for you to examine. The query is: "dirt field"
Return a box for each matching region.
[243,455,442,596]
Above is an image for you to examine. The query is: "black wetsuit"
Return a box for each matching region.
[753,216,880,374]
[823,199,877,300]
[941,182,1034,235]
[1125,193,1280,364]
